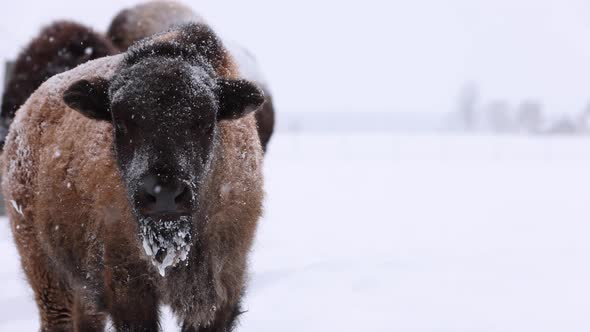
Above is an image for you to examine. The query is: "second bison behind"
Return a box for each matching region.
[2,23,265,331]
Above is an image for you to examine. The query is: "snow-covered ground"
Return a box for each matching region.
[1,133,590,331]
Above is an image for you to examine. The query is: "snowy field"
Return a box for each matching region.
[1,133,590,331]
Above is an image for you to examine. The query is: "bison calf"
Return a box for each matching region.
[0,21,117,147]
[2,23,264,331]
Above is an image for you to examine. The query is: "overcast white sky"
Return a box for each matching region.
[2,0,590,114]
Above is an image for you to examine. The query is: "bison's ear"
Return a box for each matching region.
[63,78,111,121]
[216,79,265,121]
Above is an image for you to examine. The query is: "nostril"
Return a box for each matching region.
[175,185,190,204]
[139,190,157,205]
[137,175,191,213]
[145,192,157,203]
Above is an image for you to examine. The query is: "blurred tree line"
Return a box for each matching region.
[457,82,590,135]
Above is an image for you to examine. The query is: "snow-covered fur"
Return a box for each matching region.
[108,0,275,152]
[2,23,264,331]
[0,21,117,147]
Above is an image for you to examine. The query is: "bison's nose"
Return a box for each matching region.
[138,174,191,214]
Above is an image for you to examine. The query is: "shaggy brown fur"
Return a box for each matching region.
[107,0,275,152]
[2,25,263,331]
[107,1,204,51]
[0,21,117,146]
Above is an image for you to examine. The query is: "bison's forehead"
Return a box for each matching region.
[109,57,218,123]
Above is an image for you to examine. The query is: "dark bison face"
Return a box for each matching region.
[63,56,264,275]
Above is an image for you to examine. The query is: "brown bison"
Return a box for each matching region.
[2,23,265,331]
[0,21,117,147]
[107,0,275,152]
[107,0,204,51]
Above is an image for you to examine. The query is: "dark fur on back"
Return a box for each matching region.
[0,21,117,147]
[106,1,203,51]
[106,8,132,50]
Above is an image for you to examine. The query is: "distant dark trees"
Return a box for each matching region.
[458,82,478,131]
[455,83,590,135]
[516,100,542,133]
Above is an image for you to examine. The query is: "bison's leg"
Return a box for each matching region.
[72,292,107,332]
[180,303,244,332]
[73,311,106,332]
[104,263,160,332]
[23,253,75,332]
